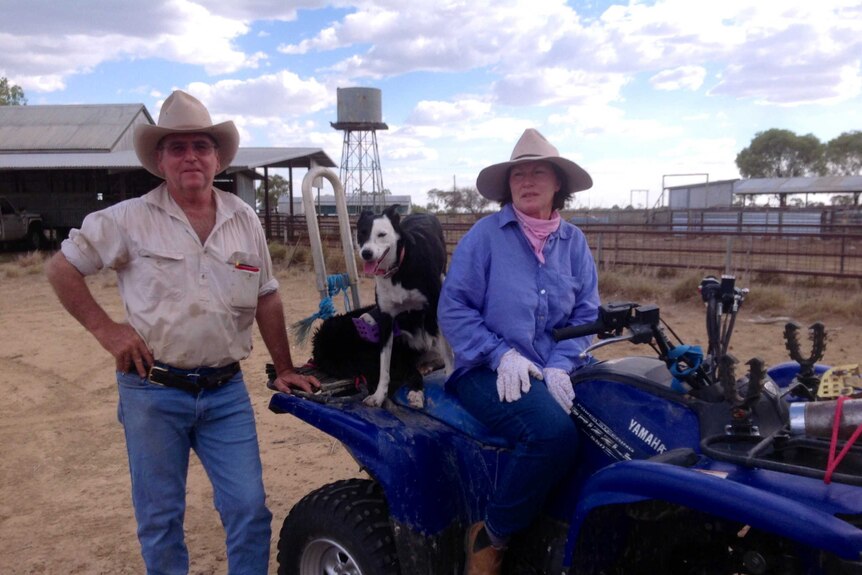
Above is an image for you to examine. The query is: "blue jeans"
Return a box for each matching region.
[451,367,579,539]
[117,371,272,575]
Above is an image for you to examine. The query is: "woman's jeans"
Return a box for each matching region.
[117,371,271,575]
[451,367,579,539]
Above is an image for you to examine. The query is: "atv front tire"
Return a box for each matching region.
[277,478,400,575]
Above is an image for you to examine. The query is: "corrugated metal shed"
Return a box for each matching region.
[0,104,153,152]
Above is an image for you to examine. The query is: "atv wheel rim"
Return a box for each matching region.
[300,538,363,574]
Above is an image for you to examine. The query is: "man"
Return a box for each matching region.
[46,90,319,574]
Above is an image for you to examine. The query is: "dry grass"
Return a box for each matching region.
[0,251,46,279]
[598,266,857,322]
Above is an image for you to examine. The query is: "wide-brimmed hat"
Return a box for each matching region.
[134,90,239,178]
[476,128,592,201]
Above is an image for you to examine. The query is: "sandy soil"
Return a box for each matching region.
[0,259,859,574]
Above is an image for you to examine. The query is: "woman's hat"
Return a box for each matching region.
[476,128,592,201]
[134,90,239,178]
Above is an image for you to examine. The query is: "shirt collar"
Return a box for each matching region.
[144,183,238,227]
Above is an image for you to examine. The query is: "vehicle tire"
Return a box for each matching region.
[277,478,400,575]
[27,225,42,250]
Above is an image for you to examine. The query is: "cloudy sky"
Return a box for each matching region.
[2,0,861,208]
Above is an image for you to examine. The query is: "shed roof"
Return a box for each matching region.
[667,176,862,195]
[0,104,152,152]
[733,176,862,195]
[0,147,336,172]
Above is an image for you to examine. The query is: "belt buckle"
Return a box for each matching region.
[148,364,169,385]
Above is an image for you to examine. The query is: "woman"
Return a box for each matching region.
[438,128,600,575]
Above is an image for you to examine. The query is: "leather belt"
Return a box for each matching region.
[148,362,241,395]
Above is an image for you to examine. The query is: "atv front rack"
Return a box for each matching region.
[701,430,862,486]
[265,363,365,402]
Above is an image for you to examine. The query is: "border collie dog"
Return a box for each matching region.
[310,305,424,397]
[356,205,453,407]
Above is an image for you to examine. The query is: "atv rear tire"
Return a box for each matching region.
[277,478,400,575]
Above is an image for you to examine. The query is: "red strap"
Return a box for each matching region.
[825,396,862,484]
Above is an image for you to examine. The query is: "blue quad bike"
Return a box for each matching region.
[268,276,862,574]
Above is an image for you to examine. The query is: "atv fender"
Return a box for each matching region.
[565,459,862,563]
[269,392,500,535]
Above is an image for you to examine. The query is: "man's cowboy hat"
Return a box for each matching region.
[134,90,239,178]
[476,128,592,201]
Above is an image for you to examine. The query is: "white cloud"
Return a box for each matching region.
[184,71,332,118]
[650,66,706,91]
[406,99,492,126]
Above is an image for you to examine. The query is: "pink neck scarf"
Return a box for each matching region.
[512,205,561,264]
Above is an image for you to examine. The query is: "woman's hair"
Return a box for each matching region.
[498,164,573,211]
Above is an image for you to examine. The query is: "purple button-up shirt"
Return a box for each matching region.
[438,204,599,377]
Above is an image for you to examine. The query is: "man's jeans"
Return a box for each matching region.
[117,371,271,575]
[450,367,579,539]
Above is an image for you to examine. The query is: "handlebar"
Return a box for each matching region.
[553,319,606,341]
[553,302,657,343]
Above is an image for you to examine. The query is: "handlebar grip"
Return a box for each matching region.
[553,320,605,341]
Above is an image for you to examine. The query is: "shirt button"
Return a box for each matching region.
[540,289,546,295]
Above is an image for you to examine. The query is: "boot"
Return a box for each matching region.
[464,521,504,575]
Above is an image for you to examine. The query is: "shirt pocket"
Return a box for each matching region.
[225,251,262,309]
[138,248,186,301]
[546,271,581,323]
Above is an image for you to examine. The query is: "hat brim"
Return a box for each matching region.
[476,156,593,202]
[134,121,239,178]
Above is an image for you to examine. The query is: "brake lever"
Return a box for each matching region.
[579,333,635,358]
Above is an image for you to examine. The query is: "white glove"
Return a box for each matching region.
[544,367,575,412]
[496,349,543,402]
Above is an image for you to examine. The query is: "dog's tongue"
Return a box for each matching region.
[363,260,379,275]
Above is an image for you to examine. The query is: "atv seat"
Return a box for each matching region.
[393,371,512,448]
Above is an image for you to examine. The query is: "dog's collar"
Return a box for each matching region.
[374,245,405,278]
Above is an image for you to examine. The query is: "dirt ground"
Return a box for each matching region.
[0,259,860,574]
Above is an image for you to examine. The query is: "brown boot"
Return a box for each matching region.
[464,521,504,575]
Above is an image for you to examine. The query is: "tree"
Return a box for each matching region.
[824,131,862,205]
[736,129,824,179]
[736,129,827,206]
[256,174,291,212]
[426,186,490,215]
[0,77,27,105]
[825,131,862,175]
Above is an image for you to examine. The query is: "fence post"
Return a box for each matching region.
[725,236,733,275]
[596,233,604,270]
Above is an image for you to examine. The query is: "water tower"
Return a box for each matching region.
[330,87,389,212]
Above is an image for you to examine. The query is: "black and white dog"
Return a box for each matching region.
[356,205,453,407]
[310,304,424,397]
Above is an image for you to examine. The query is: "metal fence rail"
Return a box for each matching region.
[264,214,862,280]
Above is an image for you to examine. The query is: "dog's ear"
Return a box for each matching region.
[384,204,401,227]
[357,210,374,229]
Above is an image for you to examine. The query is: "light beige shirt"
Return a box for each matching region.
[61,183,278,369]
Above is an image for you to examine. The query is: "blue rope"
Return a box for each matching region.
[327,273,352,312]
[291,274,353,344]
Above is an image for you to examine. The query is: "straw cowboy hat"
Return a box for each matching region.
[476,128,592,201]
[134,90,239,178]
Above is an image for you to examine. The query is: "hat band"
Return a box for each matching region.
[512,153,548,161]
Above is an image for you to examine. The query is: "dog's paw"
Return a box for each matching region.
[363,392,386,407]
[406,389,425,409]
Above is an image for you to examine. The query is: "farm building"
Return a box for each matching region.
[667,176,862,209]
[0,102,335,239]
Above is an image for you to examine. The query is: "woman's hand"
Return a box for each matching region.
[496,349,543,402]
[544,367,574,412]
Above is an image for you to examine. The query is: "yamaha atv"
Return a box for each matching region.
[268,275,862,574]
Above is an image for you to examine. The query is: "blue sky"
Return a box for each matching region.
[2,0,861,208]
